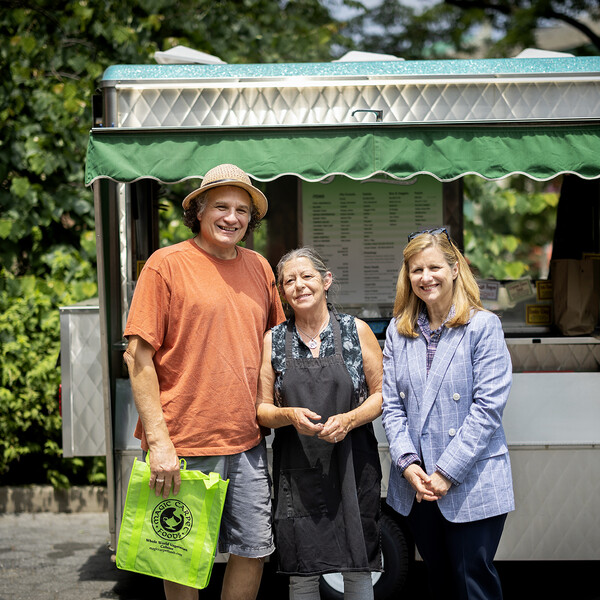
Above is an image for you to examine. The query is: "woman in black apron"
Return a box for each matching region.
[257,247,383,600]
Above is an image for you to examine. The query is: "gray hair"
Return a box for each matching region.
[276,247,332,289]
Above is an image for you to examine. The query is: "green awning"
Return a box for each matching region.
[85,123,600,185]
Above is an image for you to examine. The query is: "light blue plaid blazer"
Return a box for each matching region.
[382,309,515,523]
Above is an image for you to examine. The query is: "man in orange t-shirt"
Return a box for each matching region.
[124,164,285,600]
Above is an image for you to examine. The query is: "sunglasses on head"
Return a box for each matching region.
[407,227,451,243]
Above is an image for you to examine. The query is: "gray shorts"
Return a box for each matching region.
[182,439,274,559]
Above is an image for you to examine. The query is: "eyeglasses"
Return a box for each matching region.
[408,227,451,243]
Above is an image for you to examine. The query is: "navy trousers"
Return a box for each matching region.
[407,500,507,600]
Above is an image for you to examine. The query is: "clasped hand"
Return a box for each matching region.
[288,407,348,443]
[403,463,451,502]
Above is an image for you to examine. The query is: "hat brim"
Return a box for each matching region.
[182,180,268,219]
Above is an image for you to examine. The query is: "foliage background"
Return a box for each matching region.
[463,176,560,281]
[345,0,600,59]
[0,0,353,486]
[0,0,596,485]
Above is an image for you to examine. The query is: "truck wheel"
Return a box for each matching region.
[319,513,410,600]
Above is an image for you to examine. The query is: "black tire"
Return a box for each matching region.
[372,513,410,599]
[319,513,410,600]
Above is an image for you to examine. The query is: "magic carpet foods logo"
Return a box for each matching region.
[151,499,193,541]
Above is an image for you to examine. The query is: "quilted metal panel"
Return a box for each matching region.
[60,306,105,457]
[497,448,600,560]
[114,80,600,128]
[508,342,600,372]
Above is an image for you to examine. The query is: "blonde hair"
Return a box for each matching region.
[394,232,484,338]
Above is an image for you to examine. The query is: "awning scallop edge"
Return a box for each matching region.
[85,124,600,185]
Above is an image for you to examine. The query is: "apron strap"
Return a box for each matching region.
[285,308,344,360]
[285,317,296,360]
[329,306,344,358]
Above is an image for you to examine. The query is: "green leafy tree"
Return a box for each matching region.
[0,268,102,486]
[341,1,475,59]
[444,0,600,56]
[343,0,600,59]
[1,0,351,277]
[0,0,355,485]
[463,176,559,280]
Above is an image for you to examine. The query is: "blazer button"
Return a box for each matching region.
[453,393,460,401]
[448,428,456,437]
[400,392,405,399]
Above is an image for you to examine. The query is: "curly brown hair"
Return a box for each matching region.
[182,189,262,240]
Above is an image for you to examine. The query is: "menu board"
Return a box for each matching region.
[302,177,443,306]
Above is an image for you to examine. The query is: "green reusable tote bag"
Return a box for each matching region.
[116,457,229,589]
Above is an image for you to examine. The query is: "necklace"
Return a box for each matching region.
[296,316,329,350]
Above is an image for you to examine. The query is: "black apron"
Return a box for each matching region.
[272,310,382,575]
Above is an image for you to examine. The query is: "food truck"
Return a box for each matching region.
[60,53,600,598]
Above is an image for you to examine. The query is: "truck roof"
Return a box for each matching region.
[100,56,600,84]
[87,56,600,185]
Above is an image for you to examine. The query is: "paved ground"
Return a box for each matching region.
[0,512,286,600]
[0,512,598,599]
[0,512,122,600]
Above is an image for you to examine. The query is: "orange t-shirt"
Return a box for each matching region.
[124,239,285,456]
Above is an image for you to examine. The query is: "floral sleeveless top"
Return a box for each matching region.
[270,312,369,407]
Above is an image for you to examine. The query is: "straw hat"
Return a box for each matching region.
[182,164,268,219]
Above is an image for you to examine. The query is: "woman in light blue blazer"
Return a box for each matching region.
[382,228,514,600]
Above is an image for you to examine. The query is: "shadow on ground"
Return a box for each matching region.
[77,546,600,600]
